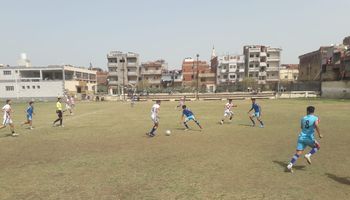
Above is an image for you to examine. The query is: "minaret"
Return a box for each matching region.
[211,46,216,60]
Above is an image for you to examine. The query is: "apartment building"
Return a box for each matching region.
[243,45,282,86]
[161,69,183,88]
[140,60,167,88]
[107,51,140,95]
[0,65,97,100]
[280,64,299,82]
[217,54,245,85]
[182,58,216,92]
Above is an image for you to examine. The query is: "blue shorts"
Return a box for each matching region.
[27,114,33,121]
[296,138,318,151]
[185,115,195,122]
[252,112,260,118]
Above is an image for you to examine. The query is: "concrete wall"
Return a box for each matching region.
[0,81,64,99]
[322,81,350,99]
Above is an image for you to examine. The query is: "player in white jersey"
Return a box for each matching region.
[220,99,237,125]
[0,99,18,136]
[147,100,161,137]
[64,95,73,115]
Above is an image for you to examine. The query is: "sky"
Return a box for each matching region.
[0,0,349,69]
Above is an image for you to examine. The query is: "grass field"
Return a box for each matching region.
[0,99,349,200]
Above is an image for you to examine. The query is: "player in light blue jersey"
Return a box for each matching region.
[247,98,264,127]
[287,106,323,173]
[182,105,202,131]
[21,101,34,130]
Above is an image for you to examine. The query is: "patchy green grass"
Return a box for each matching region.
[0,99,349,199]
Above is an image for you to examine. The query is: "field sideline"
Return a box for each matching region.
[0,99,349,199]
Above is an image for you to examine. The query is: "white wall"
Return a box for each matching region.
[322,81,350,99]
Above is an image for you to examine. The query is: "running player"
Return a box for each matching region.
[220,99,237,125]
[176,96,186,109]
[147,100,161,137]
[65,95,73,115]
[247,98,264,128]
[182,105,202,131]
[21,101,34,130]
[53,97,64,127]
[287,106,323,173]
[0,99,18,136]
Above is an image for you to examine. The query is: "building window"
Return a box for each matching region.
[267,64,270,67]
[250,54,254,58]
[3,70,11,75]
[230,75,236,79]
[267,54,270,57]
[37,85,41,89]
[27,86,30,89]
[32,86,36,89]
[249,64,253,68]
[5,86,14,91]
[285,76,288,79]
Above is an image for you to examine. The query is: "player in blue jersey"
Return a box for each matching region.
[182,105,202,131]
[21,101,34,130]
[247,98,264,128]
[287,106,323,173]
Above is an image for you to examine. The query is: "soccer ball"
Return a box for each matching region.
[165,130,171,136]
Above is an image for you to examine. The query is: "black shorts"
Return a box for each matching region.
[56,110,63,118]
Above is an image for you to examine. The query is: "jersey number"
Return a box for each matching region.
[305,120,310,129]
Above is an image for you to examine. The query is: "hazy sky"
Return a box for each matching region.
[0,0,349,69]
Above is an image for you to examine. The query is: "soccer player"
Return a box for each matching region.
[182,105,202,131]
[247,98,264,128]
[53,97,64,127]
[21,101,34,130]
[70,96,75,109]
[65,95,73,115]
[0,99,18,136]
[176,96,186,109]
[147,100,161,137]
[220,99,237,125]
[287,106,323,173]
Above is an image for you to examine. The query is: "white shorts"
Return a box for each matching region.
[66,104,71,110]
[224,110,233,117]
[151,115,159,124]
[2,117,13,126]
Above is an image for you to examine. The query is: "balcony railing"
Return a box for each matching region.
[198,73,215,78]
[108,63,118,68]
[260,62,267,67]
[260,52,267,57]
[267,57,280,62]
[249,48,260,52]
[141,70,162,75]
[266,67,279,71]
[258,80,266,84]
[258,72,267,76]
[108,71,118,76]
[127,71,138,76]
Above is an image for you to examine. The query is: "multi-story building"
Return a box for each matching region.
[161,69,183,88]
[243,45,282,86]
[298,46,333,81]
[0,65,97,100]
[217,54,245,85]
[299,36,350,81]
[182,58,216,92]
[280,64,299,82]
[107,51,140,95]
[140,60,167,88]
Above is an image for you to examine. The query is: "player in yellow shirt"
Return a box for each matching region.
[53,97,64,127]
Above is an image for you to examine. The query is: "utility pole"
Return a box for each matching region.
[120,57,126,101]
[196,54,199,100]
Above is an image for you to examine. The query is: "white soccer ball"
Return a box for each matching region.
[165,130,171,136]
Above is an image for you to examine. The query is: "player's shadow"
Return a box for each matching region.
[272,160,306,172]
[239,123,254,127]
[325,173,350,185]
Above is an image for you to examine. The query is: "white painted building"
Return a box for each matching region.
[0,65,97,101]
[217,54,245,85]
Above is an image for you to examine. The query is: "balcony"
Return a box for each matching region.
[259,72,267,76]
[127,71,138,76]
[141,70,162,75]
[108,63,118,68]
[128,80,137,85]
[249,48,260,52]
[260,52,267,57]
[258,80,266,84]
[249,57,260,62]
[220,69,228,73]
[260,62,267,67]
[108,80,119,85]
[267,57,280,62]
[108,71,118,76]
[127,62,137,67]
[238,68,245,73]
[219,79,227,83]
[266,67,279,71]
[198,73,215,78]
